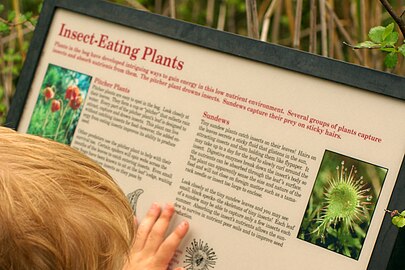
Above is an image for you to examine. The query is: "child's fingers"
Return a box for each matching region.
[132,202,161,252]
[143,203,175,253]
[154,220,189,266]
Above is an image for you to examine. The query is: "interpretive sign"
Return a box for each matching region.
[7,0,405,269]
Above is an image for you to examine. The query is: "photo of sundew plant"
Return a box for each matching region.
[27,64,91,145]
[298,150,387,260]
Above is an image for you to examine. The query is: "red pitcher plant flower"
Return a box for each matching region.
[65,85,80,100]
[69,94,83,110]
[43,86,55,102]
[51,100,61,112]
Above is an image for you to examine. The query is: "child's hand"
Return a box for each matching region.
[123,203,189,270]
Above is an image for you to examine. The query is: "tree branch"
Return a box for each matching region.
[0,16,34,28]
[246,0,260,39]
[379,0,405,38]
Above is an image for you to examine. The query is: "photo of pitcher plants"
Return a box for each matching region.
[298,150,388,260]
[27,64,91,145]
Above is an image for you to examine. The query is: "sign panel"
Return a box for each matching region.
[7,0,405,269]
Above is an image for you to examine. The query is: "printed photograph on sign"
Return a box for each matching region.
[27,64,91,145]
[298,150,388,260]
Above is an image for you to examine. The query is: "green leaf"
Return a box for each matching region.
[399,44,405,57]
[22,41,30,52]
[343,247,351,257]
[369,26,385,43]
[0,87,4,100]
[392,216,405,228]
[3,54,11,62]
[12,66,20,75]
[382,32,399,47]
[12,53,22,62]
[380,47,396,53]
[384,52,398,68]
[18,14,27,24]
[24,11,33,20]
[383,23,395,40]
[7,10,16,22]
[29,17,38,26]
[0,4,4,13]
[353,41,380,49]
[6,48,15,55]
[0,22,9,33]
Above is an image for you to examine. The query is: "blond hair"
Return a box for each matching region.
[0,127,134,270]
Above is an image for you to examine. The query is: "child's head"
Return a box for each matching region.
[0,127,134,270]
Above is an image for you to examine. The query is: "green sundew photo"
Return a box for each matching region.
[27,64,92,145]
[298,150,388,260]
